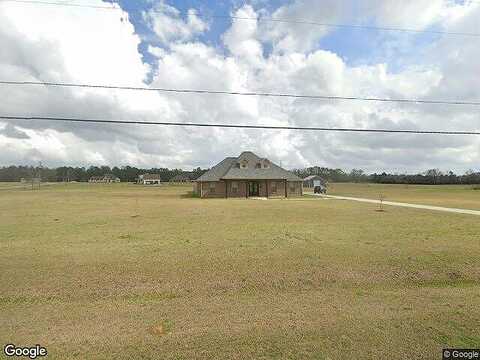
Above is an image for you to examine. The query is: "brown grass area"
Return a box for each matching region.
[1,183,479,359]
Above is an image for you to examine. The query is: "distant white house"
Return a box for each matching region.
[303,175,326,188]
[138,173,161,185]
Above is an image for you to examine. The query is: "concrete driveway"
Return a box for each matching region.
[312,194,480,216]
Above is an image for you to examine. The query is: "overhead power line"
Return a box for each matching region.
[0,0,117,9]
[227,16,480,37]
[1,115,479,135]
[1,0,479,37]
[2,80,480,107]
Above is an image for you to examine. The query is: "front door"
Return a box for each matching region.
[248,181,259,197]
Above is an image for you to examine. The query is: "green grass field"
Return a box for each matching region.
[1,183,479,359]
[326,183,480,210]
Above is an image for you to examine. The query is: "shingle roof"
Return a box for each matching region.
[196,152,301,181]
[196,157,237,181]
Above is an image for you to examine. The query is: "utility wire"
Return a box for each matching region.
[1,115,479,135]
[1,0,479,37]
[0,0,117,9]
[227,15,480,37]
[2,80,480,107]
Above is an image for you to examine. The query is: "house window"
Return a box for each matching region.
[271,181,277,193]
[255,163,261,169]
[209,182,216,194]
[240,160,248,169]
[231,181,238,193]
[263,160,270,169]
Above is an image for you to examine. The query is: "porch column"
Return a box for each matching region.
[225,180,228,198]
[285,179,288,198]
[266,180,268,198]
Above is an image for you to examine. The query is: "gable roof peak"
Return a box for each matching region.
[237,151,261,159]
[196,151,302,182]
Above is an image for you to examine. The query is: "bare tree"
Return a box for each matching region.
[377,194,386,212]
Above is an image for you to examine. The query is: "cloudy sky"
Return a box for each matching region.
[0,0,479,173]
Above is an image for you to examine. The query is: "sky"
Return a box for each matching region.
[0,0,479,173]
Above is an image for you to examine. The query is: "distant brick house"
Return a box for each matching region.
[89,174,120,183]
[170,174,191,183]
[194,151,302,198]
[138,173,161,185]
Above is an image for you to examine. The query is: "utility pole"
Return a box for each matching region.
[38,161,42,189]
[31,166,34,190]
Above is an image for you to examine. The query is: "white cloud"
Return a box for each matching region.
[0,0,149,85]
[258,0,348,53]
[223,5,264,67]
[359,0,446,29]
[143,1,208,46]
[360,0,479,30]
[148,45,166,58]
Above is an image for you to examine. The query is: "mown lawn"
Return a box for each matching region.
[326,182,480,210]
[1,183,479,359]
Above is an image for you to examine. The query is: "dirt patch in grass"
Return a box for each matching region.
[148,320,173,336]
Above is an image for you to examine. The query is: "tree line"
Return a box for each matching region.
[0,165,479,185]
[0,165,208,183]
[293,167,480,185]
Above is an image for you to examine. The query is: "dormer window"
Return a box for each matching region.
[240,160,248,169]
[262,160,270,169]
[255,163,261,169]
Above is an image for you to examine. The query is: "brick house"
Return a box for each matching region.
[194,151,303,198]
[88,174,120,183]
[170,173,191,183]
